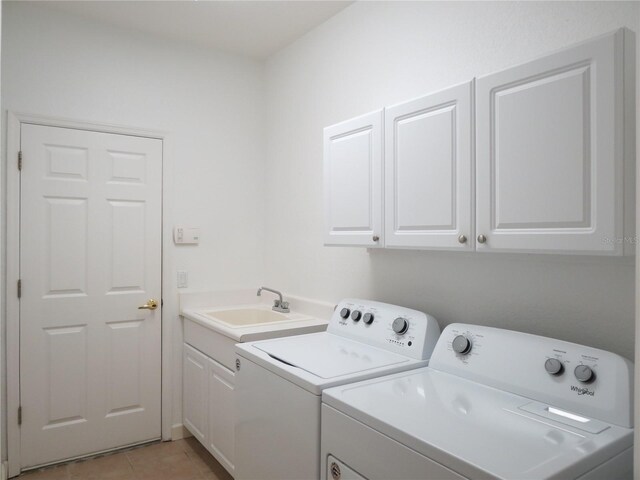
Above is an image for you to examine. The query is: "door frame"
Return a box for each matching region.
[6,111,175,477]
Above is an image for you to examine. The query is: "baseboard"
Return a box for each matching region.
[2,460,8,480]
[171,424,193,441]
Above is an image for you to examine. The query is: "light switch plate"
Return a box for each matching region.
[174,226,200,245]
[177,270,188,288]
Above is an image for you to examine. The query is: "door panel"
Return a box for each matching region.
[43,325,88,428]
[105,320,144,416]
[385,81,474,249]
[45,197,89,294]
[109,200,146,291]
[491,67,590,228]
[324,110,384,247]
[476,30,623,253]
[208,358,235,474]
[20,124,162,468]
[183,344,208,444]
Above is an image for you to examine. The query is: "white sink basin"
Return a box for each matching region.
[200,308,298,328]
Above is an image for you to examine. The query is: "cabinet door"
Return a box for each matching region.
[385,81,473,249]
[183,344,208,445]
[324,110,384,247]
[207,358,235,475]
[476,30,627,254]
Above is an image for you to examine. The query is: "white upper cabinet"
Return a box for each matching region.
[476,29,634,255]
[323,29,634,255]
[385,81,474,250]
[324,110,384,247]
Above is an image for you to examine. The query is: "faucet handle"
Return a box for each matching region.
[281,301,289,310]
[273,299,281,307]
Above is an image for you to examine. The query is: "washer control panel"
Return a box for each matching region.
[544,358,564,376]
[452,334,472,355]
[327,299,441,361]
[392,317,409,335]
[442,326,485,365]
[429,323,634,429]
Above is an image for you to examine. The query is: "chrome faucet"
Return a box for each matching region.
[257,286,290,313]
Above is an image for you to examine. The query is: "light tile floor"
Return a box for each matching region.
[17,438,233,480]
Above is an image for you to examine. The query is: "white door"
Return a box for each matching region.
[20,124,162,468]
[476,30,625,254]
[385,81,474,250]
[208,357,235,475]
[183,344,208,445]
[324,110,384,247]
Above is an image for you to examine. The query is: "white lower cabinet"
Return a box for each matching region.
[183,344,208,445]
[183,343,236,476]
[208,356,236,474]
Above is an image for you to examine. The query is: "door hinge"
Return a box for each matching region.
[18,151,22,171]
[18,406,22,426]
[17,279,21,299]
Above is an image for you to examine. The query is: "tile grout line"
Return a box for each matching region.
[179,439,214,480]
[180,440,207,480]
[123,450,136,479]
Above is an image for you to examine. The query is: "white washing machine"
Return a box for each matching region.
[321,323,634,480]
[234,299,441,480]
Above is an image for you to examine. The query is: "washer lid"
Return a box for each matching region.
[254,333,411,379]
[323,368,633,480]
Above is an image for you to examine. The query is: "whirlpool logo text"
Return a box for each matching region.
[571,385,595,396]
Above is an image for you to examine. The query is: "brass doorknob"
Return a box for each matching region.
[138,299,158,310]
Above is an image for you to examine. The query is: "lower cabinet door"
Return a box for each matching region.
[183,344,208,444]
[208,357,236,475]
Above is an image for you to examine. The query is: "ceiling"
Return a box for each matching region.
[30,0,352,59]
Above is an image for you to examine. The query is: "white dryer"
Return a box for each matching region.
[234,299,441,480]
[321,324,634,480]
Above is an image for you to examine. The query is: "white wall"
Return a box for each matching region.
[1,0,638,460]
[263,1,639,360]
[1,2,266,432]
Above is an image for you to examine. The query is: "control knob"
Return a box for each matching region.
[452,335,472,355]
[351,310,362,322]
[544,358,564,376]
[363,313,374,325]
[339,308,350,319]
[392,317,409,335]
[574,365,595,383]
